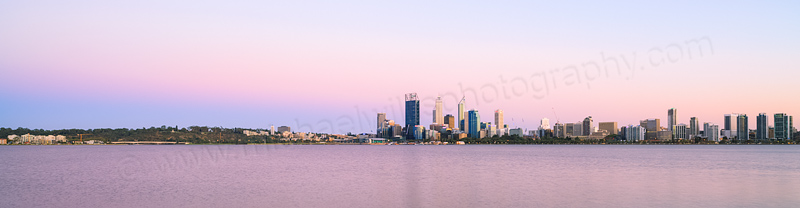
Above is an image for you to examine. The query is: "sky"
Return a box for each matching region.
[1,0,799,134]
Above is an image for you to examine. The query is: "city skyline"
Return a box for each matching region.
[2,1,799,134]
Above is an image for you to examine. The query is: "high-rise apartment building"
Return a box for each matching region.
[689,117,699,137]
[673,124,688,140]
[757,113,768,141]
[704,123,719,142]
[668,108,677,132]
[582,116,593,136]
[775,113,793,140]
[737,114,749,141]
[625,125,645,142]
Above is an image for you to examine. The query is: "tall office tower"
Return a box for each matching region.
[736,114,749,141]
[775,113,792,140]
[598,122,618,135]
[668,108,677,132]
[495,110,504,129]
[640,119,661,132]
[704,123,720,142]
[377,113,387,136]
[540,118,550,130]
[724,113,739,137]
[554,123,565,138]
[673,124,688,140]
[444,114,455,129]
[573,122,584,136]
[565,123,574,137]
[757,113,768,141]
[405,93,420,139]
[689,117,699,137]
[582,116,593,136]
[458,97,465,131]
[270,125,275,135]
[433,96,443,124]
[468,110,481,138]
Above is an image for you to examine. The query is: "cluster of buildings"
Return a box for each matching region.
[6,134,67,144]
[374,93,796,143]
[376,93,525,142]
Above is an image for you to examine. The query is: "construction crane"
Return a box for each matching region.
[552,107,560,123]
[77,134,92,144]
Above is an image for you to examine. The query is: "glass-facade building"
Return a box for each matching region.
[468,110,481,138]
[757,113,768,141]
[775,113,793,140]
[736,114,749,141]
[405,93,419,139]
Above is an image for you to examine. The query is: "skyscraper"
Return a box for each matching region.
[757,113,768,141]
[468,110,481,138]
[775,113,792,140]
[724,113,739,137]
[668,108,677,132]
[625,125,645,142]
[573,122,583,136]
[405,93,419,139]
[565,123,574,137]
[641,119,661,132]
[737,114,749,141]
[495,110,504,129]
[582,116,593,136]
[377,113,387,136]
[554,123,565,138]
[704,123,720,142]
[673,124,688,140]
[689,117,699,137]
[433,96,443,125]
[444,114,455,129]
[458,97,465,131]
[598,122,618,135]
[540,118,550,130]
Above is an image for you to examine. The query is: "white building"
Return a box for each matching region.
[433,96,443,125]
[494,110,504,129]
[55,135,67,142]
[625,125,646,142]
[673,124,688,140]
[704,123,720,142]
[540,118,550,130]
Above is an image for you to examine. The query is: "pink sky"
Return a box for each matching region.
[1,1,798,133]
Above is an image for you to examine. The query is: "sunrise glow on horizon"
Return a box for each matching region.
[2,1,799,134]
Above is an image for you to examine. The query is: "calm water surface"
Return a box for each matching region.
[1,145,799,208]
